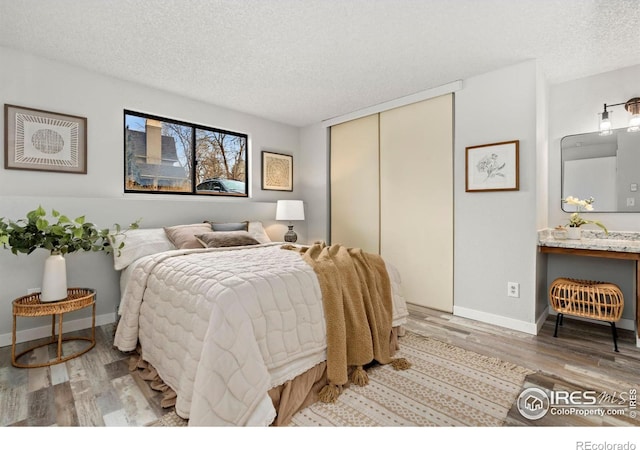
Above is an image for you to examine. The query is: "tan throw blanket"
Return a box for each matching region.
[283,242,410,402]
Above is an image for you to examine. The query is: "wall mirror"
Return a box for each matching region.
[561,127,640,212]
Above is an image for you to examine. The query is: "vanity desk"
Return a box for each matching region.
[538,229,640,342]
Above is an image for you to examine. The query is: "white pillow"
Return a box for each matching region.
[112,228,176,270]
[248,221,272,244]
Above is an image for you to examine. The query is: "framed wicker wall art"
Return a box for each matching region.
[262,150,293,191]
[4,104,87,174]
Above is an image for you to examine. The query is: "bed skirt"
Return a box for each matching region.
[129,326,404,426]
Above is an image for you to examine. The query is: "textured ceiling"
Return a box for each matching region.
[1,0,640,127]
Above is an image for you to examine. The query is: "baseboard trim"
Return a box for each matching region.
[452,305,636,337]
[406,302,540,335]
[0,312,116,348]
[453,306,539,335]
[405,302,449,317]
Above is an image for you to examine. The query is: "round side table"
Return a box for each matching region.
[11,287,96,368]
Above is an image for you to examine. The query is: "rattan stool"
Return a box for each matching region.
[549,278,624,352]
[11,287,96,368]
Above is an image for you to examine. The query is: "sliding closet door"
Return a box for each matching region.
[379,94,454,312]
[330,114,380,254]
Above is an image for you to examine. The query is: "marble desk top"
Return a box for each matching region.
[538,229,640,254]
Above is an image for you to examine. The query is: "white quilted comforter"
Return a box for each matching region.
[113,242,408,426]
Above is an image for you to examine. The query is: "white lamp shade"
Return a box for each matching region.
[599,111,612,131]
[276,200,305,221]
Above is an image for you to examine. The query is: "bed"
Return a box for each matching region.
[112,221,409,426]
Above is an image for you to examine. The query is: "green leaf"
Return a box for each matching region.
[51,225,65,236]
[36,218,49,231]
[27,207,45,222]
[592,220,609,234]
[74,216,86,225]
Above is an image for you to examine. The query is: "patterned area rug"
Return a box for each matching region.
[149,331,533,427]
[290,331,534,426]
[148,411,187,427]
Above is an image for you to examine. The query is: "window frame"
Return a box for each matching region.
[123,109,249,197]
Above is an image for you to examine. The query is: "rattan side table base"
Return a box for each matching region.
[11,288,96,368]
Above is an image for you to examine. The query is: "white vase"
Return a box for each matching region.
[41,253,67,302]
[566,227,581,240]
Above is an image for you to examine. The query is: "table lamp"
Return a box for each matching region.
[276,200,305,242]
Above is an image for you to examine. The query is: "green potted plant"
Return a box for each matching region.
[0,206,139,302]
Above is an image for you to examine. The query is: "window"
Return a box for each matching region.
[124,110,248,197]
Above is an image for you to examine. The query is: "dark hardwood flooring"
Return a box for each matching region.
[1,306,639,428]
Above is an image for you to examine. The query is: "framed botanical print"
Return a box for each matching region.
[465,140,519,192]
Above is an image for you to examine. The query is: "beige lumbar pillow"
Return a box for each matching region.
[163,223,213,249]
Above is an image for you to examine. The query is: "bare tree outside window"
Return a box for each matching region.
[195,130,246,184]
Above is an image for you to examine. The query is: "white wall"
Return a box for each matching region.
[454,60,541,334]
[298,123,330,243]
[546,63,640,330]
[0,46,304,346]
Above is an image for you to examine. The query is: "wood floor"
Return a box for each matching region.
[405,305,640,427]
[1,306,639,427]
[0,323,165,427]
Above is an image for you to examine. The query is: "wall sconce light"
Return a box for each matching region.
[275,200,305,242]
[599,97,640,135]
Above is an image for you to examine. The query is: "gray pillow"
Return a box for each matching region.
[205,221,249,232]
[195,231,260,248]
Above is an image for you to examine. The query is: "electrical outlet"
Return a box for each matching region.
[627,197,635,207]
[27,287,41,294]
[507,282,520,298]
